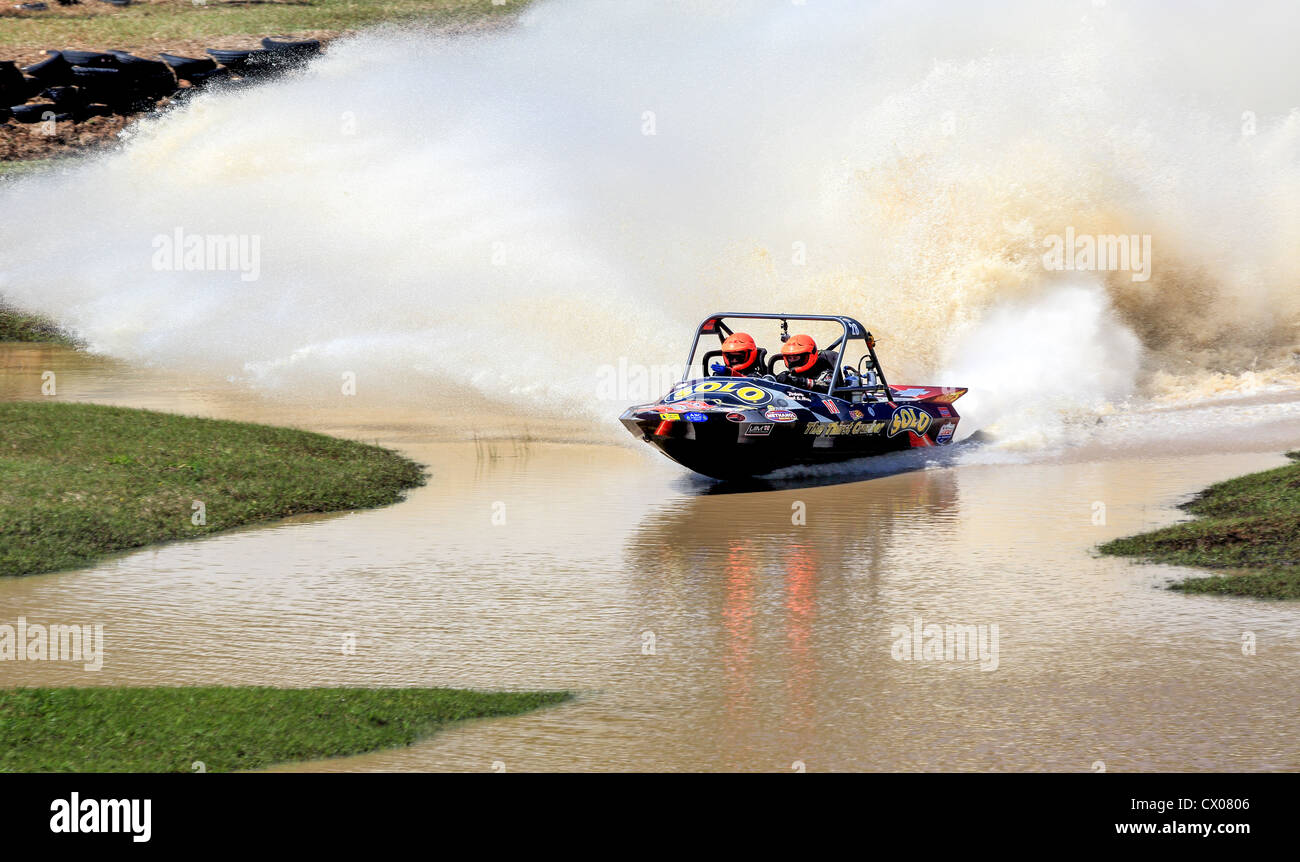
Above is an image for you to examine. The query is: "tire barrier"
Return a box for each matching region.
[3,38,325,126]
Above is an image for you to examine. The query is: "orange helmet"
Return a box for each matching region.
[721,332,759,373]
[781,334,818,373]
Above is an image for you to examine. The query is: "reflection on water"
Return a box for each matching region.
[2,345,1299,771]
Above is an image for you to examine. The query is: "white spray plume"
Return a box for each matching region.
[0,0,1296,433]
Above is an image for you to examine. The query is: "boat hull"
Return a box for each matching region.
[620,377,963,479]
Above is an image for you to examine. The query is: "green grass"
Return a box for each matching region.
[0,0,523,56]
[0,687,569,772]
[0,159,56,179]
[0,302,76,345]
[1099,451,1300,598]
[0,401,425,576]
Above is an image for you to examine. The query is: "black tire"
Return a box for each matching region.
[206,48,276,77]
[9,103,58,124]
[60,50,117,68]
[23,53,72,86]
[41,85,84,109]
[158,52,218,81]
[261,37,322,65]
[105,52,177,98]
[69,66,138,108]
[0,61,29,106]
[0,107,10,124]
[186,67,232,88]
[0,61,23,87]
[106,50,151,66]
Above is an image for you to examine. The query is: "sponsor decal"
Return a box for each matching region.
[929,388,967,404]
[887,405,932,437]
[805,420,885,436]
[764,409,798,423]
[936,406,951,417]
[821,398,840,414]
[744,423,774,436]
[667,379,772,406]
[784,390,811,401]
[725,412,748,422]
[936,423,955,443]
[684,412,708,422]
[891,387,931,399]
[677,400,717,411]
[659,413,680,421]
[849,409,864,420]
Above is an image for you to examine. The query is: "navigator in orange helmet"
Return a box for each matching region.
[718,332,769,377]
[775,333,835,392]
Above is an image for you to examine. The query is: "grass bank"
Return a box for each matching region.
[0,300,76,345]
[0,158,56,178]
[0,401,425,576]
[1100,451,1300,599]
[0,687,569,772]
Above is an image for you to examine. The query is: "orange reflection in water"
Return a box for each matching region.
[720,542,756,727]
[719,539,821,748]
[783,545,817,735]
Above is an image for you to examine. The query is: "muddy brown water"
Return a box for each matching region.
[2,344,1298,771]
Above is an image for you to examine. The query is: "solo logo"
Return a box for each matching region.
[887,405,932,437]
[668,379,772,405]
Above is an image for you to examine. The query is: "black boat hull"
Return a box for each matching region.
[620,376,963,480]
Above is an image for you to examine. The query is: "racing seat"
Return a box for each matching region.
[744,347,770,378]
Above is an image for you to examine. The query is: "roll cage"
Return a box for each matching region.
[683,312,892,401]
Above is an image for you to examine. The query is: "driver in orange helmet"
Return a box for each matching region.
[774,334,835,392]
[718,332,770,378]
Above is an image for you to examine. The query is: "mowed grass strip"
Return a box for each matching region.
[0,687,570,772]
[0,0,520,62]
[0,401,425,576]
[1100,451,1300,598]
